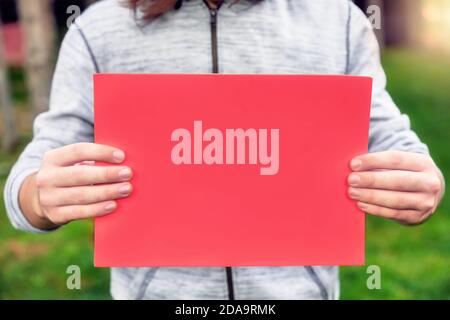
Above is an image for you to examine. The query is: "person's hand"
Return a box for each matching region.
[348,151,444,225]
[21,143,133,229]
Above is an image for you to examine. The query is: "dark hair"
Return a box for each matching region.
[126,0,261,20]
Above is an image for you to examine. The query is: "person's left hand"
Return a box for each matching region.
[348,151,445,225]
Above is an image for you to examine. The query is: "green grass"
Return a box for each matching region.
[340,48,450,300]
[0,140,110,299]
[7,66,29,108]
[0,48,449,299]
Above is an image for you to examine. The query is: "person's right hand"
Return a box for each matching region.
[20,143,133,228]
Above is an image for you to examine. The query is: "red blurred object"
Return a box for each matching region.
[2,22,24,66]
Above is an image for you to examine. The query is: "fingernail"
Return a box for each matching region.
[113,150,125,163]
[118,184,132,196]
[104,201,116,212]
[348,174,361,186]
[348,188,361,199]
[357,202,368,211]
[350,158,362,170]
[118,167,132,180]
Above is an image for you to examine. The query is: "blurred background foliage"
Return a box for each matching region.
[0,0,449,299]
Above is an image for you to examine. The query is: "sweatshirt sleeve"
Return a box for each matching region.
[347,2,429,155]
[3,22,97,233]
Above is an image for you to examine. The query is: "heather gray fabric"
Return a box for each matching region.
[4,0,428,300]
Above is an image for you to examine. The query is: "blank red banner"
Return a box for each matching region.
[94,74,371,267]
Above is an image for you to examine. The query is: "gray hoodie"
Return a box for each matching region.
[4,0,428,299]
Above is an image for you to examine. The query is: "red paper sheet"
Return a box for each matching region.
[94,74,372,267]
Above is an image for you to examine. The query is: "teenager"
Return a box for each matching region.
[4,0,444,299]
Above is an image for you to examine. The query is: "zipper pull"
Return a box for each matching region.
[210,8,217,25]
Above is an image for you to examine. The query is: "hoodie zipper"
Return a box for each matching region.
[203,0,234,300]
[209,7,219,73]
[225,266,235,300]
[204,0,220,73]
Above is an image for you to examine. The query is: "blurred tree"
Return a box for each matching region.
[0,20,19,152]
[383,0,422,46]
[17,0,56,118]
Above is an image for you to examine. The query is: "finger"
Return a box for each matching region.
[44,143,125,166]
[348,170,441,192]
[350,151,431,172]
[42,165,132,187]
[348,187,434,211]
[356,202,424,225]
[51,201,118,223]
[41,183,133,206]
